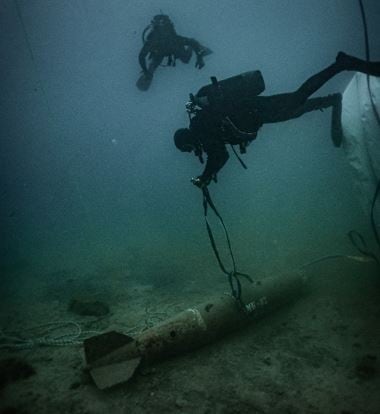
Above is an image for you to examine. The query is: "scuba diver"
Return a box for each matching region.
[174,52,380,188]
[137,14,212,91]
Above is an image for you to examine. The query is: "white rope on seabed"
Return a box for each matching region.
[0,321,101,350]
[0,317,157,350]
[298,254,376,270]
[0,302,175,351]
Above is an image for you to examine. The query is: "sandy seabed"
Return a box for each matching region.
[0,258,379,414]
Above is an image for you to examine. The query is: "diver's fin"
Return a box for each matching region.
[199,46,213,57]
[336,52,380,77]
[331,93,343,148]
[84,331,134,365]
[89,357,142,390]
[84,331,142,389]
[136,72,153,91]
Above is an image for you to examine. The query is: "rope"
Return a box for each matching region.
[299,253,376,271]
[229,144,248,169]
[0,303,179,350]
[201,187,252,308]
[14,0,55,116]
[370,181,380,249]
[0,321,102,350]
[348,229,379,266]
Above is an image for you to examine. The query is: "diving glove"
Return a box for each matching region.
[191,176,210,188]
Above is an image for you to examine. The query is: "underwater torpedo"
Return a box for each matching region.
[84,271,306,389]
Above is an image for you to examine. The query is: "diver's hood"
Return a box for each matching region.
[151,14,172,27]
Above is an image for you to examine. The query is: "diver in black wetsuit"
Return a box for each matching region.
[174,52,380,188]
[137,14,212,91]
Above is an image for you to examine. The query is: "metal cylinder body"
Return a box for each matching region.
[91,272,305,368]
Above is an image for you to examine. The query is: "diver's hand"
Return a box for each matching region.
[195,55,205,69]
[191,176,210,188]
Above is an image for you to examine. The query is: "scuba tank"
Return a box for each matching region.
[189,71,265,114]
[185,72,266,160]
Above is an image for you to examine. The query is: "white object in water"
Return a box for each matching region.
[342,73,380,213]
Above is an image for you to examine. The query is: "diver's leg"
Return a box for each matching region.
[288,94,340,118]
[295,53,380,104]
[293,63,341,105]
[137,54,164,90]
[147,54,164,77]
[242,53,380,134]
[250,93,343,146]
[244,61,344,124]
[256,53,380,124]
[289,94,343,147]
[177,46,192,63]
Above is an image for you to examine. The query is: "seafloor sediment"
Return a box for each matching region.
[0,259,379,414]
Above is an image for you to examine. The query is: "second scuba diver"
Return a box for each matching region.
[137,14,212,91]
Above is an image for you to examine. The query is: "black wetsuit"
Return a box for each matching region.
[190,53,380,183]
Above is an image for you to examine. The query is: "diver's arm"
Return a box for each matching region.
[177,36,201,52]
[189,113,229,188]
[178,36,208,69]
[195,146,229,187]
